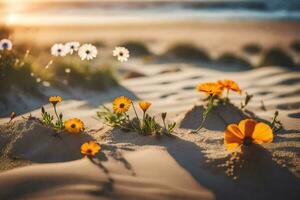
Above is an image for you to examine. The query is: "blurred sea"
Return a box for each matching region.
[1,0,300,25]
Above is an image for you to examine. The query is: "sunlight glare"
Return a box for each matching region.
[5,13,20,25]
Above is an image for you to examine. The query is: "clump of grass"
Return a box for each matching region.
[0,50,40,97]
[217,53,252,68]
[259,47,295,68]
[290,40,300,53]
[51,60,118,90]
[162,43,211,62]
[242,43,262,55]
[120,41,151,57]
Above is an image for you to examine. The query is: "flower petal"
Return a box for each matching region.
[224,124,243,150]
[252,122,273,144]
[81,143,89,152]
[238,119,257,137]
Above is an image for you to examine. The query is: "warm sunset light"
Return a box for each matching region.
[5,13,20,25]
[0,1,299,200]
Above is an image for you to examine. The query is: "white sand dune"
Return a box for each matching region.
[0,63,300,199]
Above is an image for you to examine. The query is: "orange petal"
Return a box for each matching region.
[81,143,89,152]
[224,124,243,150]
[252,122,273,144]
[238,119,257,137]
[226,124,244,139]
[224,142,241,151]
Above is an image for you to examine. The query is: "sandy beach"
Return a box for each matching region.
[0,1,300,198]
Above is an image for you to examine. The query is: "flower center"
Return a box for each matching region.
[119,52,123,56]
[119,103,125,108]
[86,50,90,54]
[71,45,74,49]
[71,124,76,128]
[243,137,252,146]
[3,43,8,48]
[87,149,92,154]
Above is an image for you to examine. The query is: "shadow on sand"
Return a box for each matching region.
[108,117,300,200]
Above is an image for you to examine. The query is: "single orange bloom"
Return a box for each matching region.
[81,141,101,156]
[139,101,152,112]
[196,82,223,96]
[49,96,62,105]
[113,96,132,113]
[64,118,84,134]
[218,80,242,94]
[224,119,273,150]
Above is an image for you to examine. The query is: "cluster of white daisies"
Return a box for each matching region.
[51,42,130,62]
[0,39,13,51]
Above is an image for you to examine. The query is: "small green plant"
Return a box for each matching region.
[161,112,176,135]
[41,96,64,131]
[193,80,242,133]
[140,114,161,136]
[96,105,133,131]
[41,106,54,127]
[97,96,176,136]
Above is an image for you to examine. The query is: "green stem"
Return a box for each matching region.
[53,104,63,129]
[53,104,60,121]
[143,112,146,122]
[225,88,229,103]
[131,102,141,124]
[191,95,214,133]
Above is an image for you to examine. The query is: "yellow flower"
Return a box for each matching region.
[64,118,84,134]
[224,119,273,151]
[196,82,223,96]
[218,79,242,94]
[81,141,101,156]
[139,101,151,112]
[113,96,132,113]
[49,96,62,105]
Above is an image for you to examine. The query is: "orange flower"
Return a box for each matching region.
[218,80,241,94]
[139,101,151,112]
[224,119,273,150]
[196,82,223,96]
[81,141,101,156]
[64,118,84,134]
[49,96,62,105]
[113,96,132,113]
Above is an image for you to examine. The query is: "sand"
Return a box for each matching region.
[0,20,300,199]
[0,63,299,199]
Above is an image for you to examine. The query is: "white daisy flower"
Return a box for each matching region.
[113,46,130,62]
[78,44,97,60]
[36,77,41,83]
[65,41,80,55]
[30,72,35,77]
[65,68,71,73]
[51,43,67,57]
[0,39,13,50]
